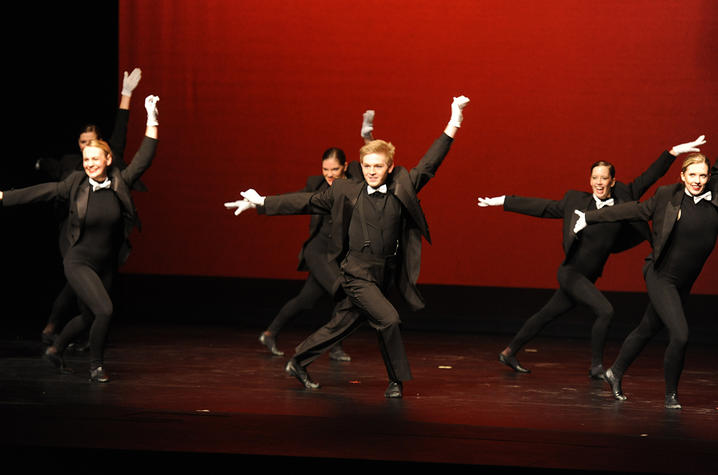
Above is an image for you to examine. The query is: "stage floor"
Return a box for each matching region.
[1,323,716,473]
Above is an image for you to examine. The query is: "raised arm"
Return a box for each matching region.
[109,67,142,170]
[409,95,469,193]
[443,95,470,139]
[119,95,159,186]
[626,135,705,199]
[361,110,375,144]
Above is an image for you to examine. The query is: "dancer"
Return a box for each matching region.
[574,147,716,408]
[227,95,469,397]
[226,112,377,358]
[477,135,705,377]
[0,94,160,382]
[39,67,146,347]
[247,147,356,359]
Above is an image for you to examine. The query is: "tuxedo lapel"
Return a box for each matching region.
[654,188,683,260]
[76,179,90,226]
[109,167,135,221]
[391,168,431,243]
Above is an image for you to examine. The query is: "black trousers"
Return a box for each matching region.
[46,282,78,329]
[292,267,411,382]
[507,264,614,367]
[54,259,115,369]
[267,273,329,335]
[610,264,691,395]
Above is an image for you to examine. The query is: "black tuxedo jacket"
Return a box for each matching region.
[260,133,454,310]
[585,161,718,272]
[3,137,158,266]
[504,150,676,261]
[297,160,363,274]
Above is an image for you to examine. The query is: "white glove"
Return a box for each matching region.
[448,95,470,128]
[670,135,706,155]
[145,95,159,126]
[240,188,266,206]
[573,210,587,233]
[361,110,375,141]
[224,199,255,216]
[477,195,505,207]
[121,68,142,96]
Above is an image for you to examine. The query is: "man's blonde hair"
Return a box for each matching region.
[359,140,396,167]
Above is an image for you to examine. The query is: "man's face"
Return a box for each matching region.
[78,131,98,152]
[322,157,347,186]
[83,146,112,181]
[590,165,615,200]
[681,162,710,195]
[361,153,394,188]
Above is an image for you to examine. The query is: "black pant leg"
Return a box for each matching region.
[46,282,78,329]
[293,296,363,366]
[58,260,114,368]
[267,274,328,336]
[508,287,574,355]
[342,277,411,381]
[557,266,615,366]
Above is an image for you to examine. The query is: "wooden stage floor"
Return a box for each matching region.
[1,323,716,473]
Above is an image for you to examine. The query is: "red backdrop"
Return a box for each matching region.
[118,0,718,294]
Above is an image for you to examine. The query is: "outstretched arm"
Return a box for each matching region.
[224,189,266,216]
[225,184,337,217]
[477,196,505,207]
[573,195,657,234]
[497,194,566,219]
[1,174,74,207]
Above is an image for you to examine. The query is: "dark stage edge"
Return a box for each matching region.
[1,324,717,474]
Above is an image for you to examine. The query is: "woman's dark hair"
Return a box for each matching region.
[590,160,615,178]
[79,124,102,139]
[322,147,346,165]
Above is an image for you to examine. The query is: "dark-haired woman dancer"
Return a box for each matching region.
[575,149,716,408]
[477,136,705,378]
[226,112,375,358]
[1,95,160,382]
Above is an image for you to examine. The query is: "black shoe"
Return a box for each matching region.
[498,353,531,373]
[67,340,90,353]
[665,393,681,409]
[285,358,319,389]
[259,333,284,356]
[589,364,606,380]
[329,346,351,362]
[385,381,403,398]
[604,368,626,401]
[89,366,110,383]
[43,347,65,370]
[41,332,56,346]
